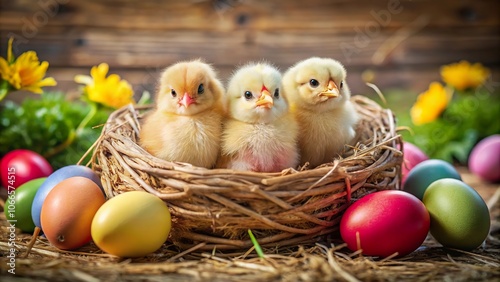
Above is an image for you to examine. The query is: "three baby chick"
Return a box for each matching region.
[140,57,359,172]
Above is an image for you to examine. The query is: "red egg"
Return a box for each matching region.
[340,190,430,257]
[1,149,53,189]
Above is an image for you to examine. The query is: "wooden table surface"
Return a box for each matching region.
[1,0,499,96]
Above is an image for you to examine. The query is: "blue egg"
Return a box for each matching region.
[403,159,461,200]
[31,165,103,229]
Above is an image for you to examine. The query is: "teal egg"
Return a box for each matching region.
[403,159,461,200]
[423,178,490,251]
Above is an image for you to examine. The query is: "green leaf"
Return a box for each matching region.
[0,92,109,169]
[248,229,265,258]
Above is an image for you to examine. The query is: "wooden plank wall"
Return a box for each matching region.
[0,0,499,100]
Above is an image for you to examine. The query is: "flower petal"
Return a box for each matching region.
[0,57,10,80]
[37,76,57,87]
[410,82,449,125]
[74,74,93,85]
[15,51,39,65]
[78,63,135,108]
[106,74,121,84]
[441,61,490,91]
[93,63,109,81]
[21,85,44,94]
[7,37,14,63]
[9,71,22,89]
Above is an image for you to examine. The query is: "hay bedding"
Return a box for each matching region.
[0,201,499,282]
[1,95,499,281]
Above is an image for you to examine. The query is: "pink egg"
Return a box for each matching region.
[340,190,430,257]
[469,135,500,182]
[402,142,429,185]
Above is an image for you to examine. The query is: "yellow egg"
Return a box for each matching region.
[91,191,171,257]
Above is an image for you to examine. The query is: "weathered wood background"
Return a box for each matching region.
[0,0,499,99]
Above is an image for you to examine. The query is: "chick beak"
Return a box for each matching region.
[320,80,340,98]
[255,89,274,108]
[180,93,195,107]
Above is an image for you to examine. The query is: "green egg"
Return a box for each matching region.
[403,159,461,200]
[423,178,490,251]
[4,178,46,233]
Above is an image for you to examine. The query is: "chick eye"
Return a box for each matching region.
[309,79,319,88]
[340,81,344,88]
[171,89,177,97]
[274,88,280,98]
[244,91,253,100]
[198,83,204,94]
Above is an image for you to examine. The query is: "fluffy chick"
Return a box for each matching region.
[140,60,224,168]
[282,57,359,168]
[219,62,299,172]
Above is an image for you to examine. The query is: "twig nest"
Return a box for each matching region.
[91,95,403,251]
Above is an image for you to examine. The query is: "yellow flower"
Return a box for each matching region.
[74,63,134,109]
[410,82,451,125]
[0,37,57,94]
[440,60,490,91]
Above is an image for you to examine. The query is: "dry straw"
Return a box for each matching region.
[91,95,403,252]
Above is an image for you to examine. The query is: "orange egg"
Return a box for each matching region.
[40,176,106,250]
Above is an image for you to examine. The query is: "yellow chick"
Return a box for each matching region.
[219,62,299,172]
[282,57,359,168]
[140,60,224,168]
